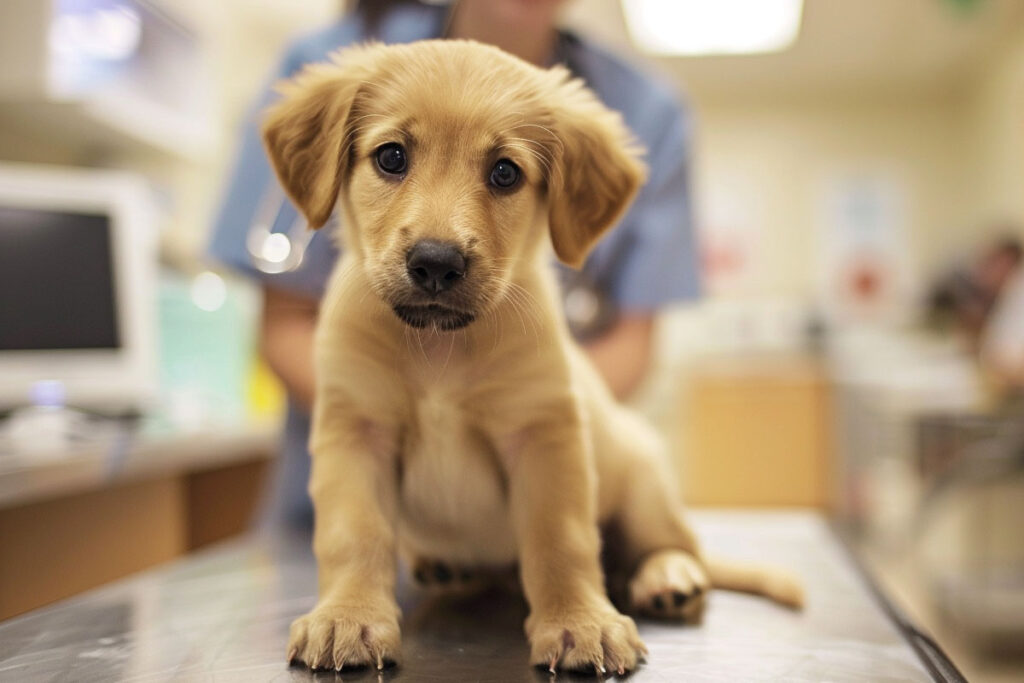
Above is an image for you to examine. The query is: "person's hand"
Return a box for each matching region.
[582,313,655,400]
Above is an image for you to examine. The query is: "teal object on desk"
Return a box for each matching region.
[157,269,258,427]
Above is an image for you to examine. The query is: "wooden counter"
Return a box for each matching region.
[0,420,276,618]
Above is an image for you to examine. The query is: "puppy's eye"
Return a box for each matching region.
[489,159,520,189]
[376,143,407,175]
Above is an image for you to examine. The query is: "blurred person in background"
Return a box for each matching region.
[981,241,1024,398]
[208,0,699,527]
[927,232,1022,350]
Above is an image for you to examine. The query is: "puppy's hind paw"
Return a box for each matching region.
[629,549,709,622]
[411,558,483,593]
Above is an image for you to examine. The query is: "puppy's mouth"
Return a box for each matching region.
[392,304,476,331]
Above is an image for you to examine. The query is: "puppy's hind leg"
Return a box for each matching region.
[626,536,805,617]
[611,439,710,622]
[610,427,803,616]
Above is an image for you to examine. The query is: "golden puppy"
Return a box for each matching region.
[262,40,803,675]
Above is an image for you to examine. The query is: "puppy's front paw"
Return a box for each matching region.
[526,603,646,675]
[287,601,401,671]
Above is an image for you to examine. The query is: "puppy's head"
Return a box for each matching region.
[262,40,645,331]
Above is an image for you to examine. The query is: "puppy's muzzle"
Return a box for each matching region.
[394,239,475,330]
[406,240,466,294]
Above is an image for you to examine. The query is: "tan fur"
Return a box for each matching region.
[263,40,802,675]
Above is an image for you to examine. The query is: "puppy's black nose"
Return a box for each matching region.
[406,240,466,294]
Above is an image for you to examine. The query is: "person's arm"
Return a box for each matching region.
[260,285,318,410]
[576,96,697,400]
[980,271,1024,389]
[582,313,654,400]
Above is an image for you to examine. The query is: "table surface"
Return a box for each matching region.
[0,511,940,682]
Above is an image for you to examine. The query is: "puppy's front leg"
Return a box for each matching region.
[287,407,401,671]
[502,404,646,674]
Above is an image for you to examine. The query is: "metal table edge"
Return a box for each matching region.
[828,519,968,683]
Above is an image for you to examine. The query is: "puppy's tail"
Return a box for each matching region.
[705,556,805,609]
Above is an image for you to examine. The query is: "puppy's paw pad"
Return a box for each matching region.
[629,549,709,622]
[412,558,478,590]
[527,607,646,675]
[634,586,706,621]
[286,603,401,671]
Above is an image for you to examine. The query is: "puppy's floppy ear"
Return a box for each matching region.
[546,73,647,268]
[261,46,379,230]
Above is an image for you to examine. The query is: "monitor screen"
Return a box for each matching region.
[0,206,121,351]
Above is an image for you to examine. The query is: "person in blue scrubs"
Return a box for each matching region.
[209,0,700,528]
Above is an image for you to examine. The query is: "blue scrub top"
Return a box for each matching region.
[208,3,700,527]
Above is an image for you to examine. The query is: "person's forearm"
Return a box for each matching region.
[984,351,1024,391]
[260,286,318,411]
[583,314,655,400]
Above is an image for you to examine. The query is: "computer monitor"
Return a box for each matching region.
[0,163,157,411]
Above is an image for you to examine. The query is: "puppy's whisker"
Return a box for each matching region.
[402,323,415,360]
[508,292,530,338]
[347,112,388,124]
[498,140,554,174]
[479,288,508,354]
[441,328,457,371]
[415,328,430,366]
[502,148,554,179]
[508,285,544,347]
[511,292,543,353]
[500,136,553,163]
[499,278,542,321]
[500,122,565,154]
[491,277,542,353]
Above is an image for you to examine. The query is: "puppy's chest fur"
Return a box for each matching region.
[394,338,518,566]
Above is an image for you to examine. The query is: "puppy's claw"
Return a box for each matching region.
[549,655,558,673]
[377,653,384,670]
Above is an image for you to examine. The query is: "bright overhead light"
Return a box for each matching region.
[622,0,804,56]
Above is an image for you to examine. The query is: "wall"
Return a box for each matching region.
[691,94,971,301]
[690,23,1024,302]
[963,21,1024,244]
[565,2,1023,308]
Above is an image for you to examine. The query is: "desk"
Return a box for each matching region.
[0,511,961,682]
[0,420,276,509]
[0,421,276,617]
[681,355,832,507]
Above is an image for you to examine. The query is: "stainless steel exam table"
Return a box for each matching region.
[0,511,964,682]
